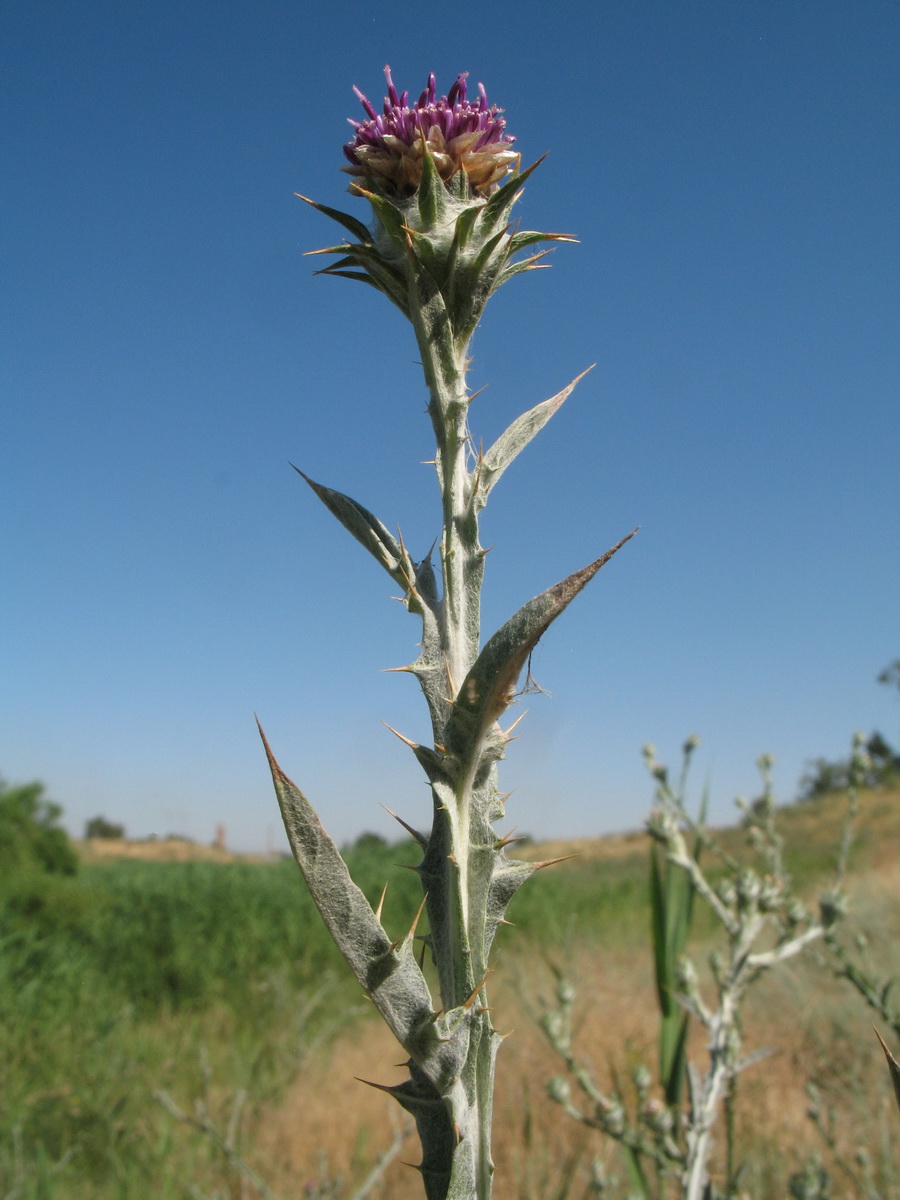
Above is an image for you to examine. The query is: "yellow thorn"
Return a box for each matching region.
[382,721,419,749]
[406,893,429,942]
[375,883,388,924]
[463,969,492,1010]
[502,710,528,737]
[534,854,579,871]
[498,828,527,849]
[443,659,458,697]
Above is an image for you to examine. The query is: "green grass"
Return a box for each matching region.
[0,837,663,1199]
[0,840,429,1200]
[2,791,897,1200]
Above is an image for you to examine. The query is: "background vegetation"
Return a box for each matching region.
[1,769,898,1199]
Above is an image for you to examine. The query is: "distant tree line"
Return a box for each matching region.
[799,658,900,799]
[85,814,125,839]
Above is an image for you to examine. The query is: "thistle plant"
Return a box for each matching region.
[541,745,847,1200]
[260,68,635,1200]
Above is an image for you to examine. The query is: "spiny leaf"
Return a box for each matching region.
[405,227,447,289]
[315,269,380,287]
[292,467,404,580]
[258,723,438,1044]
[295,192,372,243]
[305,243,357,260]
[390,1063,458,1200]
[508,230,577,253]
[451,204,481,251]
[480,154,547,230]
[471,225,512,276]
[472,369,593,511]
[416,139,449,231]
[494,252,553,289]
[444,530,638,761]
[359,188,407,240]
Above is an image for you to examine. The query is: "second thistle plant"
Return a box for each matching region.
[260,68,635,1200]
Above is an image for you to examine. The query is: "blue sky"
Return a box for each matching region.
[3,1,898,850]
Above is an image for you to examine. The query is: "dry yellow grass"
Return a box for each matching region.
[76,835,279,864]
[79,787,900,1197]
[251,837,899,1199]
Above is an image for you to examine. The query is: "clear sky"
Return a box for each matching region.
[3,1,898,851]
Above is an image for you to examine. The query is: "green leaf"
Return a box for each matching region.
[661,1010,690,1111]
[471,225,511,276]
[508,230,577,253]
[416,140,448,230]
[361,188,407,241]
[480,154,548,231]
[314,269,380,288]
[295,192,372,243]
[650,807,701,1112]
[444,531,638,761]
[308,239,410,312]
[624,1145,653,1200]
[405,227,446,289]
[452,204,481,251]
[293,468,403,578]
[472,369,592,511]
[258,724,438,1051]
[494,252,553,289]
[649,844,671,1012]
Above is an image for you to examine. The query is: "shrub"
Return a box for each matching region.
[84,815,125,839]
[0,778,78,877]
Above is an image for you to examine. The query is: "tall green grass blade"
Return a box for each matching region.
[650,783,707,1111]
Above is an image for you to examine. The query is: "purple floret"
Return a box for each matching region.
[344,66,515,165]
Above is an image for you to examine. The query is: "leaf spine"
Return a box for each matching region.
[375,883,388,924]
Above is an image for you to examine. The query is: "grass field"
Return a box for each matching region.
[1,789,898,1199]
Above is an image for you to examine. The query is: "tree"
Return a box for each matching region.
[0,778,78,876]
[85,815,125,839]
[798,658,900,798]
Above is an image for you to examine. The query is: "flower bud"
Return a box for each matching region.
[556,979,576,1007]
[632,1063,652,1093]
[344,67,518,198]
[642,1097,674,1135]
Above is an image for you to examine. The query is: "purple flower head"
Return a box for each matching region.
[344,67,518,197]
